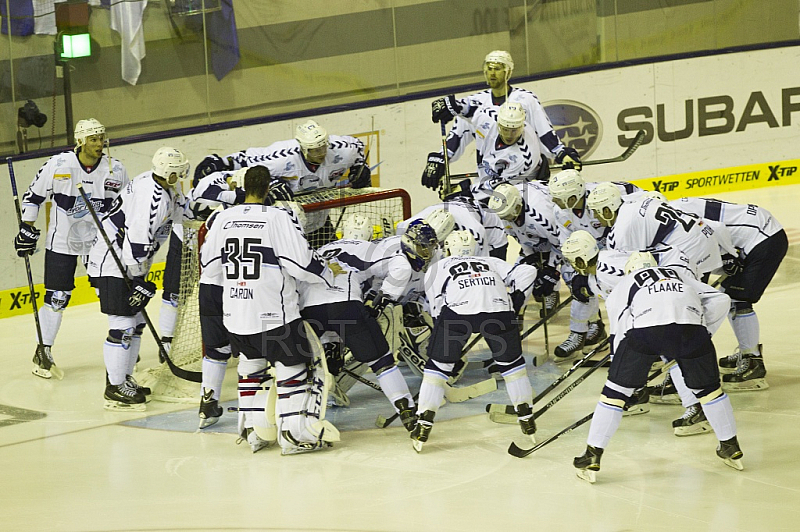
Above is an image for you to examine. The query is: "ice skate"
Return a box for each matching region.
[32,345,64,380]
[719,344,762,374]
[103,381,146,412]
[645,373,681,404]
[395,398,418,432]
[622,387,650,417]
[410,410,435,453]
[538,291,560,319]
[716,436,744,470]
[554,331,585,362]
[198,388,223,429]
[236,427,272,453]
[573,445,603,483]
[672,404,711,436]
[126,374,151,402]
[278,430,329,456]
[515,403,536,444]
[584,320,608,350]
[722,352,768,392]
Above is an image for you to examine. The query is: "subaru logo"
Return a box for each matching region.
[543,100,602,159]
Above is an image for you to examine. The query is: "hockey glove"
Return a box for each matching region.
[421,152,446,190]
[327,261,347,277]
[510,290,527,314]
[266,179,294,205]
[348,164,372,188]
[366,291,394,318]
[555,147,582,171]
[14,224,40,257]
[431,95,462,124]
[570,274,593,303]
[193,154,234,185]
[532,265,560,298]
[128,278,157,312]
[323,342,345,376]
[721,251,745,277]
[190,201,215,221]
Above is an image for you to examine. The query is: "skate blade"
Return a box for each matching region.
[280,442,328,456]
[576,469,596,483]
[622,404,651,417]
[722,457,744,471]
[674,422,712,437]
[198,416,221,429]
[722,380,769,393]
[553,354,579,365]
[250,440,273,453]
[412,439,425,453]
[32,363,65,380]
[103,400,146,412]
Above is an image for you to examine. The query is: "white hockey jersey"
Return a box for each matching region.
[446,86,563,163]
[21,150,128,255]
[607,196,734,275]
[504,181,561,262]
[371,235,434,306]
[670,197,783,255]
[395,197,507,256]
[87,172,187,279]
[424,255,537,319]
[605,266,731,353]
[591,246,697,300]
[202,203,334,334]
[554,181,642,247]
[189,170,244,210]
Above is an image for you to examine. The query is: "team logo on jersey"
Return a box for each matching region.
[66,193,103,218]
[104,178,122,191]
[284,161,295,172]
[333,154,343,164]
[54,173,71,181]
[543,100,602,159]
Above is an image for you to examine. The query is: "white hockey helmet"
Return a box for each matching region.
[548,169,585,209]
[484,50,514,75]
[498,101,526,129]
[561,230,599,274]
[643,190,667,202]
[152,147,190,186]
[425,208,456,243]
[74,118,106,149]
[443,230,477,257]
[341,213,373,241]
[273,200,307,231]
[625,251,658,274]
[587,183,623,225]
[227,167,248,189]
[487,183,523,221]
[295,119,328,156]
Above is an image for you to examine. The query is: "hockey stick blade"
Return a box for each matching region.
[445,378,497,403]
[552,129,646,170]
[508,412,595,458]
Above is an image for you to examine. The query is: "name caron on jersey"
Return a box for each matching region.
[230,287,254,299]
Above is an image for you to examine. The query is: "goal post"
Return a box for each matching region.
[135,187,412,403]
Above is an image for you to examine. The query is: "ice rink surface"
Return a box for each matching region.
[1,185,798,532]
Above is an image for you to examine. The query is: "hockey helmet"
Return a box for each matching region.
[74,118,106,150]
[562,230,599,275]
[548,169,585,209]
[295,120,329,163]
[497,102,525,144]
[487,183,523,221]
[341,213,373,241]
[273,200,307,232]
[401,219,438,272]
[443,230,477,257]
[425,208,456,243]
[587,183,623,226]
[227,167,248,189]
[624,251,658,274]
[643,190,667,202]
[484,50,514,75]
[152,147,190,187]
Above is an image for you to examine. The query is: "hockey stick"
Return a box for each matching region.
[437,121,452,200]
[551,130,646,171]
[7,158,64,380]
[331,147,371,236]
[376,391,419,429]
[508,359,677,458]
[521,294,573,342]
[341,366,383,393]
[75,183,202,383]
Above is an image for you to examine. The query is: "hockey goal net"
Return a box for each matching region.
[136,187,411,402]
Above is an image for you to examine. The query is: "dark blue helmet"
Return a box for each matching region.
[401,219,438,272]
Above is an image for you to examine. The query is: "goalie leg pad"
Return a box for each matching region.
[252,378,278,444]
[237,355,269,435]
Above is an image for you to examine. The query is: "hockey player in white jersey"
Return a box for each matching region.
[202,167,342,455]
[670,197,788,391]
[16,118,128,379]
[298,213,417,430]
[410,231,539,452]
[422,50,580,190]
[86,147,189,411]
[548,171,642,361]
[572,252,742,483]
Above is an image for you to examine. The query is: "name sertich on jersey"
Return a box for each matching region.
[202,204,334,335]
[605,266,730,353]
[21,151,128,255]
[424,256,537,319]
[87,172,185,279]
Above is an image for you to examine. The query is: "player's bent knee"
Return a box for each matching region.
[206,344,232,361]
[45,290,72,312]
[731,301,754,316]
[368,352,395,375]
[107,328,134,348]
[694,385,724,404]
[600,381,634,409]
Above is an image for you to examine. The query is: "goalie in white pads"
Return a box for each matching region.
[572,251,742,483]
[17,118,128,379]
[410,230,539,452]
[202,166,341,455]
[87,147,189,411]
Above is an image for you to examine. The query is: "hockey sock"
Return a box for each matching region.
[696,389,737,441]
[238,355,268,431]
[497,356,533,406]
[569,296,598,334]
[374,364,414,409]
[126,334,142,375]
[417,360,452,415]
[158,299,179,339]
[587,380,632,449]
[729,302,760,354]
[38,304,64,346]
[202,357,228,400]
[104,330,133,386]
[667,363,696,408]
